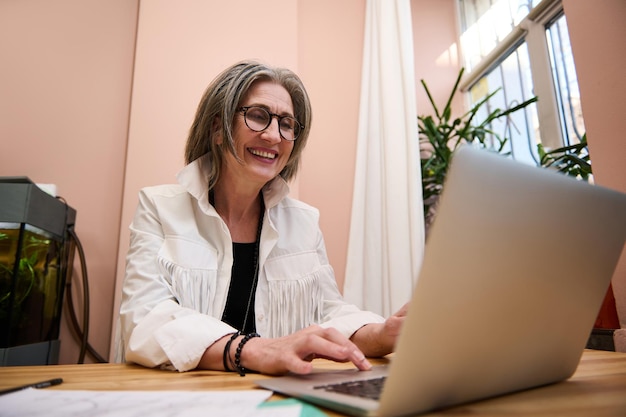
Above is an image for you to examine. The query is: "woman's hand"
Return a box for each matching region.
[382,302,409,343]
[240,325,372,375]
[350,303,410,357]
[199,305,409,375]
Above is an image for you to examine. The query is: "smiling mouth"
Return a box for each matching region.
[249,148,277,160]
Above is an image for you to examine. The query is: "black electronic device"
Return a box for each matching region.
[0,177,76,365]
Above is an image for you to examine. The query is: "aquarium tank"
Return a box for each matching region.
[0,177,76,365]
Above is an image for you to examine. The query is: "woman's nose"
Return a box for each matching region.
[261,117,282,143]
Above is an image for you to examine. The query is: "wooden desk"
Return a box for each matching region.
[1,349,625,416]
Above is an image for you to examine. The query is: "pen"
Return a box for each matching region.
[0,378,63,396]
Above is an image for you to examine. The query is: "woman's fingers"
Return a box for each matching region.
[395,302,410,317]
[293,327,371,372]
[384,302,410,338]
[251,326,372,375]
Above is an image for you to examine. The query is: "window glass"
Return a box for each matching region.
[468,43,540,165]
[459,0,544,71]
[546,13,585,147]
[457,0,586,167]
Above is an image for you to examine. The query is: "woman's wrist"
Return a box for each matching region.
[221,332,262,375]
[351,323,389,357]
[233,333,260,376]
[222,332,240,371]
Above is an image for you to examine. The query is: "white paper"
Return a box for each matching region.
[0,388,287,417]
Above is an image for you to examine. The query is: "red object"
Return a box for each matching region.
[594,283,620,329]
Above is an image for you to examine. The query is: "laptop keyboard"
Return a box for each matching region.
[313,376,387,400]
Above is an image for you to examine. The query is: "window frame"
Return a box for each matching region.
[456,0,566,151]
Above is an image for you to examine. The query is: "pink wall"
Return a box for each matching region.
[0,0,138,363]
[563,0,626,328]
[297,0,367,291]
[412,0,463,118]
[2,0,623,363]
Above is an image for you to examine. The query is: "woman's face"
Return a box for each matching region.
[221,80,295,189]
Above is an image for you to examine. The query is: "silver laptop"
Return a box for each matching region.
[256,145,626,417]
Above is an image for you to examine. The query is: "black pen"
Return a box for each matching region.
[0,378,63,396]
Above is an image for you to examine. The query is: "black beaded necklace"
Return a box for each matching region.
[210,189,264,333]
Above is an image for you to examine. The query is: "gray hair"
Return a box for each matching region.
[185,60,312,189]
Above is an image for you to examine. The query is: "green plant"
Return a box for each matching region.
[538,133,592,180]
[419,67,538,230]
[0,232,45,306]
[0,230,58,346]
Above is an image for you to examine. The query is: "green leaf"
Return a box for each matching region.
[418,67,539,230]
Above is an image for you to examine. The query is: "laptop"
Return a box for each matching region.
[256,145,626,417]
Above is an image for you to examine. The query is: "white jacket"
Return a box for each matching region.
[119,155,384,371]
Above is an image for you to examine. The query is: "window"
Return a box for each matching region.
[546,13,585,148]
[457,0,585,166]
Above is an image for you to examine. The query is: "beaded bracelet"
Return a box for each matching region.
[222,332,240,372]
[234,332,260,376]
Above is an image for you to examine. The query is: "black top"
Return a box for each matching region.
[221,242,257,333]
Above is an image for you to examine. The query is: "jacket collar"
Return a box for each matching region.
[175,153,291,214]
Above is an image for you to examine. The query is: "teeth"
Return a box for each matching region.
[250,149,276,159]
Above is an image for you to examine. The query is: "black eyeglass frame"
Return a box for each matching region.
[238,106,304,141]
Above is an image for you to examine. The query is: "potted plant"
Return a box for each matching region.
[418,68,538,232]
[538,133,592,180]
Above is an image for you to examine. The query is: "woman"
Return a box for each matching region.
[119,60,407,375]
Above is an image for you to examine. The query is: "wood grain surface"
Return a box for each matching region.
[1,349,625,416]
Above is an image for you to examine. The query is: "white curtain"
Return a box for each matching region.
[343,0,424,317]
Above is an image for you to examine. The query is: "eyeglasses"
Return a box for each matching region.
[238,106,303,141]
